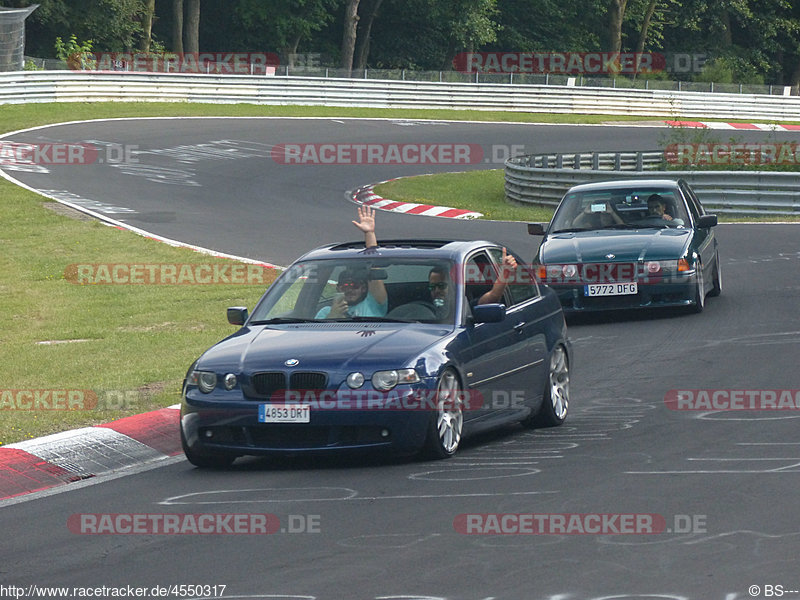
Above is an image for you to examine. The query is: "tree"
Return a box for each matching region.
[340,0,360,73]
[233,0,339,65]
[141,0,155,52]
[354,0,383,70]
[10,0,147,56]
[493,0,605,53]
[634,0,659,54]
[609,0,628,53]
[184,0,199,53]
[172,0,182,52]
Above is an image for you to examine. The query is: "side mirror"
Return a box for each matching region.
[527,223,546,236]
[696,214,718,228]
[227,306,248,326]
[471,303,506,323]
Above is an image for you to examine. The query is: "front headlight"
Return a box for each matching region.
[372,369,420,391]
[190,370,218,394]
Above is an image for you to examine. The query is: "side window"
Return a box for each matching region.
[463,252,496,306]
[487,247,539,305]
[680,182,702,220]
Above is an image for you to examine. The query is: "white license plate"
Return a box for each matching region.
[584,283,638,297]
[258,404,310,423]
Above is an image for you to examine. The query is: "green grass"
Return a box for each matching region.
[0,102,671,133]
[0,185,275,444]
[375,170,555,222]
[1,101,798,445]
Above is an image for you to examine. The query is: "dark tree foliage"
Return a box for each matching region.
[4,0,800,85]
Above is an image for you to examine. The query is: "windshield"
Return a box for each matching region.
[550,187,690,232]
[249,258,457,324]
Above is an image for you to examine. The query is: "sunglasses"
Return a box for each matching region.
[338,280,365,289]
[428,282,448,291]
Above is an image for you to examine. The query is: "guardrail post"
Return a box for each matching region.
[556,154,564,168]
[636,152,644,171]
[574,153,581,169]
[614,153,622,170]
[592,153,600,170]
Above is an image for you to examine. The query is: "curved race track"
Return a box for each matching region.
[2,118,800,600]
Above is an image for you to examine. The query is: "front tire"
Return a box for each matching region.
[709,250,722,297]
[691,259,705,313]
[525,344,569,428]
[421,368,463,459]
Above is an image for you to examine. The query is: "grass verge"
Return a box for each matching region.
[0,185,274,445]
[374,170,555,223]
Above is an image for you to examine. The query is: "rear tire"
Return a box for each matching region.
[524,344,569,428]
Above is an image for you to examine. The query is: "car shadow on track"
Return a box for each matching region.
[565,306,696,326]
[180,423,534,472]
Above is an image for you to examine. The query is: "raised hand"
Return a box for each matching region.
[352,205,376,234]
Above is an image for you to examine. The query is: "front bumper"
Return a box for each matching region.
[180,386,433,456]
[550,275,697,312]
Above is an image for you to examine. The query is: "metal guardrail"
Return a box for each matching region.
[21,56,797,96]
[505,151,800,216]
[3,71,800,121]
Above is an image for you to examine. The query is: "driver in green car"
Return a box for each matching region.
[647,194,674,221]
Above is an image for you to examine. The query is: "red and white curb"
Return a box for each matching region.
[665,120,800,131]
[0,406,181,501]
[352,182,483,219]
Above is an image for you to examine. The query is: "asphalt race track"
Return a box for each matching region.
[2,118,800,600]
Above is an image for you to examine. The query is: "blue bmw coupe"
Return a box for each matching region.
[180,239,571,467]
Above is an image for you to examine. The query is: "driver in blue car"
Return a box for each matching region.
[427,248,518,313]
[316,206,388,319]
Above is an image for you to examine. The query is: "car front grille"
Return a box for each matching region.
[251,372,285,398]
[248,371,329,400]
[290,371,327,391]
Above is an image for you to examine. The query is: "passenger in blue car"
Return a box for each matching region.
[315,206,388,319]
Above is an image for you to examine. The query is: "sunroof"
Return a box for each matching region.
[329,239,452,251]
